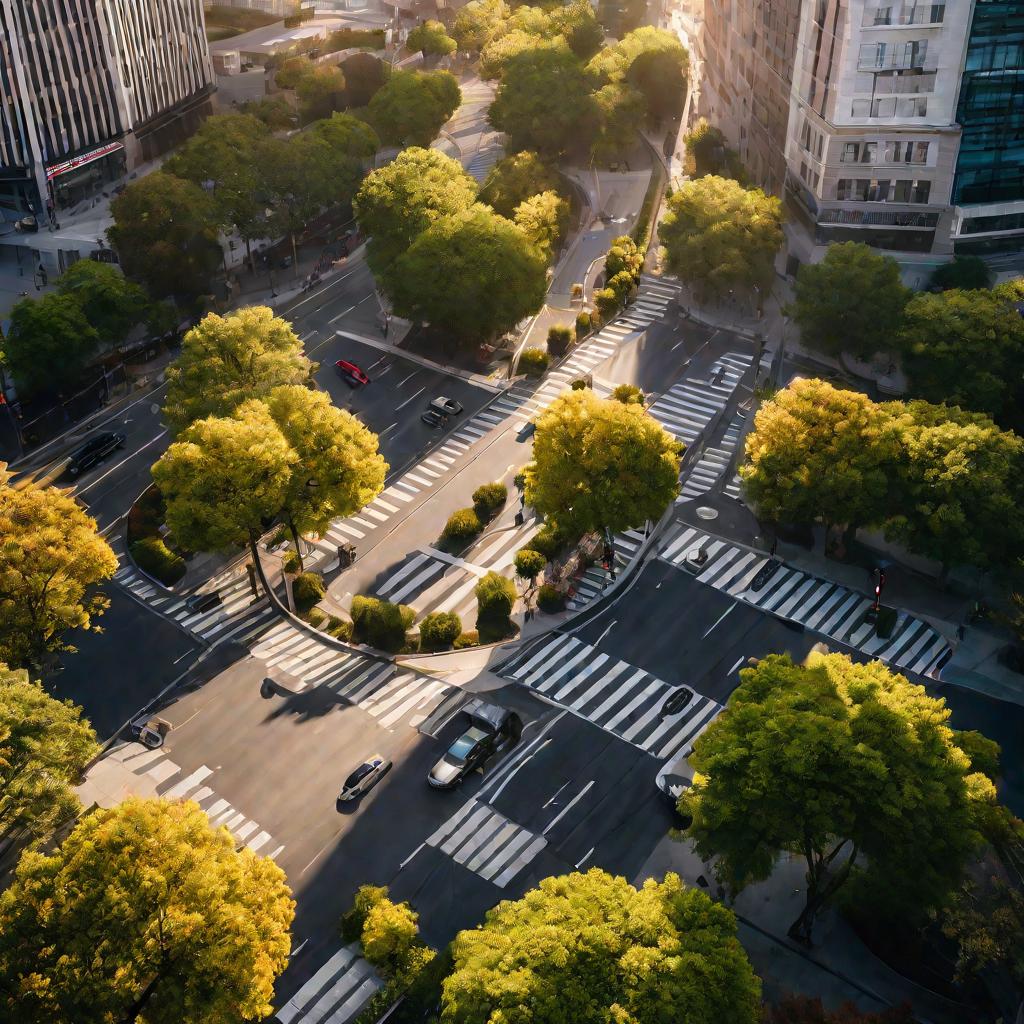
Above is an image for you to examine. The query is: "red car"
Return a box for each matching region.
[335,359,369,387]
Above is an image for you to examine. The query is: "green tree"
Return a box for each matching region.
[480,150,562,218]
[442,869,761,1024]
[0,797,294,1024]
[739,378,897,534]
[684,118,728,175]
[354,147,478,286]
[307,110,380,161]
[525,389,681,536]
[0,662,97,842]
[881,401,1024,571]
[0,470,117,667]
[362,897,420,975]
[475,570,518,640]
[612,382,643,404]
[929,255,992,292]
[407,19,457,57]
[365,69,461,147]
[513,190,569,262]
[419,610,462,650]
[163,306,312,434]
[152,402,294,569]
[605,234,643,282]
[164,113,270,262]
[275,56,346,122]
[659,175,782,299]
[591,82,646,162]
[108,171,222,305]
[390,205,548,346]
[480,31,561,80]
[340,51,390,108]
[792,242,909,360]
[546,323,574,356]
[513,548,546,580]
[552,0,605,59]
[451,0,510,53]
[56,260,151,345]
[589,27,688,124]
[261,385,387,567]
[682,651,995,943]
[488,46,597,157]
[898,286,1024,431]
[239,96,295,130]
[2,293,101,397]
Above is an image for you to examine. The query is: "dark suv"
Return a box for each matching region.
[66,431,126,476]
[427,699,522,790]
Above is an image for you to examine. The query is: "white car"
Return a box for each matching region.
[338,756,392,802]
[430,396,463,416]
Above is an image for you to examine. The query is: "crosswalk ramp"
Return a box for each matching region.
[113,565,277,646]
[467,143,503,182]
[108,743,285,860]
[646,352,753,449]
[679,413,745,503]
[499,633,722,760]
[566,528,646,611]
[425,797,547,887]
[275,945,382,1024]
[251,623,454,730]
[660,526,952,678]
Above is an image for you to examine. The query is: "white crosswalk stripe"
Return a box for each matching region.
[499,634,722,759]
[251,624,455,730]
[467,143,503,182]
[679,413,746,502]
[425,797,547,887]
[659,525,952,677]
[109,744,286,860]
[275,945,382,1024]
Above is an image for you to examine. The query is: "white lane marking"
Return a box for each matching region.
[75,430,168,496]
[395,386,426,412]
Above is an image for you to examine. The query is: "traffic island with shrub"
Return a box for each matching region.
[351,595,415,653]
[440,507,483,552]
[418,611,462,652]
[518,348,550,377]
[126,484,188,586]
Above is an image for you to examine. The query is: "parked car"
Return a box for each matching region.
[660,686,694,718]
[66,431,125,476]
[338,755,392,802]
[335,359,369,387]
[183,590,222,614]
[430,396,463,416]
[421,408,448,428]
[428,699,521,790]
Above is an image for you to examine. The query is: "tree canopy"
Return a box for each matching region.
[442,868,761,1024]
[898,285,1024,433]
[451,0,510,53]
[365,69,461,147]
[275,55,346,122]
[163,306,312,434]
[390,205,548,345]
[682,651,997,943]
[0,662,97,842]
[591,82,646,162]
[791,242,910,360]
[0,797,294,1024]
[480,150,563,219]
[928,255,992,292]
[152,402,295,556]
[0,469,117,667]
[407,19,457,57]
[659,176,782,299]
[589,27,688,124]
[108,171,222,305]
[524,389,681,536]
[513,190,569,262]
[354,147,478,285]
[2,292,101,397]
[489,47,597,157]
[57,259,151,345]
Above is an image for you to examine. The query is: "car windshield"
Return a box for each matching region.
[344,764,373,789]
[446,727,488,765]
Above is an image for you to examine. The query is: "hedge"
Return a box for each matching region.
[514,548,547,580]
[130,537,186,586]
[442,507,482,543]
[595,287,620,320]
[612,383,644,405]
[537,583,566,613]
[419,610,462,651]
[518,347,550,376]
[327,615,353,641]
[454,630,479,649]
[476,571,517,641]
[351,595,414,652]
[547,324,574,357]
[472,482,507,519]
[292,571,325,614]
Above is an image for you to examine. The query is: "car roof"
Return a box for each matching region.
[456,725,490,744]
[464,698,512,733]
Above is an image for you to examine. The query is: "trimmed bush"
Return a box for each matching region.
[130,536,186,586]
[547,324,574,358]
[127,485,165,544]
[571,378,590,390]
[327,615,353,641]
[476,571,517,641]
[537,583,566,613]
[419,610,462,651]
[292,571,325,614]
[595,287,620,320]
[575,311,593,338]
[612,383,644,405]
[518,347,550,377]
[351,595,413,652]
[454,630,479,649]
[282,549,301,574]
[529,525,564,561]
[306,607,328,628]
[514,548,547,580]
[472,482,508,519]
[605,235,643,282]
[608,270,637,304]
[442,507,482,543]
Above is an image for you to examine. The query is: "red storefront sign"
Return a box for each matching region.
[46,141,124,181]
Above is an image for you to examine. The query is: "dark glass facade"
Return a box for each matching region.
[951,0,1024,206]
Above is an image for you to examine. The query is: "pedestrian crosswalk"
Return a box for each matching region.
[113,563,277,646]
[660,525,952,678]
[499,633,722,760]
[679,413,745,503]
[424,797,548,887]
[251,622,454,730]
[566,528,646,611]
[646,352,753,450]
[724,469,744,502]
[467,142,503,182]
[275,945,382,1024]
[109,743,285,860]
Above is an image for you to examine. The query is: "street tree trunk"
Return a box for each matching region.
[287,518,305,574]
[788,837,859,945]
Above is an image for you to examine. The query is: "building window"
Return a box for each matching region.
[852,99,871,117]
[912,179,931,203]
[841,142,859,162]
[872,97,898,117]
[896,96,928,116]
